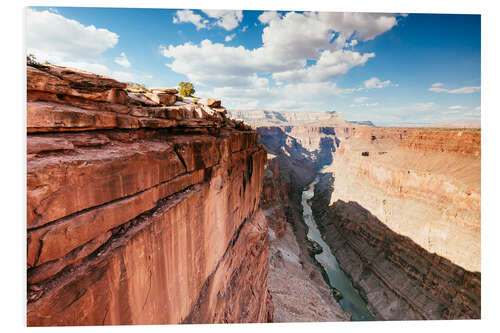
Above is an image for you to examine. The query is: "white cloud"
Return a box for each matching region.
[204,80,354,111]
[173,9,208,30]
[272,49,374,83]
[241,25,248,32]
[202,10,243,30]
[160,11,385,87]
[449,105,465,110]
[26,9,152,84]
[347,39,358,48]
[161,11,402,108]
[428,84,481,94]
[26,8,119,63]
[354,97,369,103]
[225,33,236,42]
[475,106,481,111]
[160,39,302,87]
[431,82,444,87]
[363,77,395,89]
[315,12,398,41]
[114,52,131,68]
[258,11,281,24]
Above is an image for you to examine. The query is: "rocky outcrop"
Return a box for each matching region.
[26,65,272,326]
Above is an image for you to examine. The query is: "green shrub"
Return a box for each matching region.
[176,95,184,101]
[193,97,199,104]
[178,82,195,97]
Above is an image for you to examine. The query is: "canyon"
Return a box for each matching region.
[230,110,481,321]
[25,64,481,326]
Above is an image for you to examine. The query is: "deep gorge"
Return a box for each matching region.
[255,123,481,321]
[26,65,481,325]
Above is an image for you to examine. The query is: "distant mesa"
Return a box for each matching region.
[228,109,361,127]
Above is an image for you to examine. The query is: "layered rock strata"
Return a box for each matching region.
[26,65,271,326]
[328,127,480,272]
[253,121,480,321]
[312,127,481,320]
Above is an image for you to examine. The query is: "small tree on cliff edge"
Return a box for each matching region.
[178,82,195,97]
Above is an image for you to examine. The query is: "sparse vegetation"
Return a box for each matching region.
[177,95,184,101]
[178,82,195,97]
[26,53,48,70]
[193,97,199,104]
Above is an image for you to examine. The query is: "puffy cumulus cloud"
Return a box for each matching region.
[172,9,208,30]
[26,9,151,84]
[316,12,399,41]
[260,11,343,61]
[363,77,395,89]
[160,40,303,87]
[475,106,481,111]
[161,11,401,107]
[114,52,131,68]
[260,11,398,48]
[273,49,374,82]
[225,33,236,42]
[431,82,444,87]
[202,10,243,30]
[428,84,481,94]
[26,8,119,62]
[258,11,281,24]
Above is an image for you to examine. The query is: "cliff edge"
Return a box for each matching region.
[26,65,272,326]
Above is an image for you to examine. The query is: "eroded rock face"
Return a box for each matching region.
[252,119,480,321]
[26,65,272,326]
[312,174,480,320]
[328,127,481,272]
[313,127,481,320]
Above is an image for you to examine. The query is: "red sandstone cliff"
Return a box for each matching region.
[26,65,272,326]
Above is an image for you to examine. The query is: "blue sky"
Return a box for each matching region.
[27,7,480,126]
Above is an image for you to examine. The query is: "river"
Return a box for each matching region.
[301,178,374,321]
